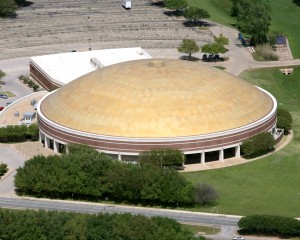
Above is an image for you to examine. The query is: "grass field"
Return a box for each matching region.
[182,66,300,217]
[187,0,300,58]
[182,224,220,235]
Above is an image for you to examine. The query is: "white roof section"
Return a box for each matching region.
[30,47,152,86]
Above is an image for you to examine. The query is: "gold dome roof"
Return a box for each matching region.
[40,59,273,138]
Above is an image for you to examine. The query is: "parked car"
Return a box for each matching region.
[6,102,13,106]
[0,106,4,111]
[0,94,8,99]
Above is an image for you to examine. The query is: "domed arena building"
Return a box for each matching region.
[37,59,277,164]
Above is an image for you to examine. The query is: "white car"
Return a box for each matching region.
[233,237,245,240]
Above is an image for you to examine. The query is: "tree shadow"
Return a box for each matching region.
[150,1,164,7]
[163,10,184,17]
[18,1,34,7]
[182,20,214,28]
[180,56,200,61]
[293,0,300,6]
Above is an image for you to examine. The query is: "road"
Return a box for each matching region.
[0,196,240,226]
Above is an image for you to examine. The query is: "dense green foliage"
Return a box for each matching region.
[277,108,292,134]
[0,0,17,17]
[139,149,185,167]
[201,35,228,55]
[238,215,300,238]
[183,67,300,217]
[241,132,275,158]
[232,0,271,44]
[164,0,188,12]
[0,124,39,143]
[0,209,201,240]
[201,43,227,55]
[15,144,196,206]
[214,35,229,45]
[0,163,8,177]
[177,39,200,60]
[183,7,210,23]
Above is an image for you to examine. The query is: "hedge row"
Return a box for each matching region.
[0,209,200,240]
[19,75,39,91]
[0,124,39,143]
[238,215,300,238]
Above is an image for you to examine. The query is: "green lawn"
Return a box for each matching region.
[187,0,300,58]
[182,66,300,217]
[182,224,220,235]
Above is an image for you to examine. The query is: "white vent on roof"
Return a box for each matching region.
[90,58,104,69]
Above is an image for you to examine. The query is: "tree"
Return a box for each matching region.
[233,0,271,45]
[214,35,229,45]
[183,7,210,23]
[201,43,228,55]
[164,0,188,14]
[177,39,200,60]
[194,182,218,205]
[0,0,17,17]
[241,132,275,158]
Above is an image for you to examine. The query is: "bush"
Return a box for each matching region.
[138,149,185,167]
[194,182,218,205]
[238,215,300,238]
[0,163,8,177]
[253,44,279,61]
[241,132,275,158]
[32,83,39,91]
[214,35,229,45]
[276,108,292,135]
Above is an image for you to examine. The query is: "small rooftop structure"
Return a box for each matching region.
[29,47,152,90]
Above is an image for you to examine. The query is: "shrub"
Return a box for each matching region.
[276,108,292,135]
[238,215,300,238]
[253,44,279,61]
[277,108,292,122]
[0,163,8,177]
[194,182,218,205]
[214,35,229,45]
[138,149,185,167]
[241,132,275,158]
[32,83,39,91]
